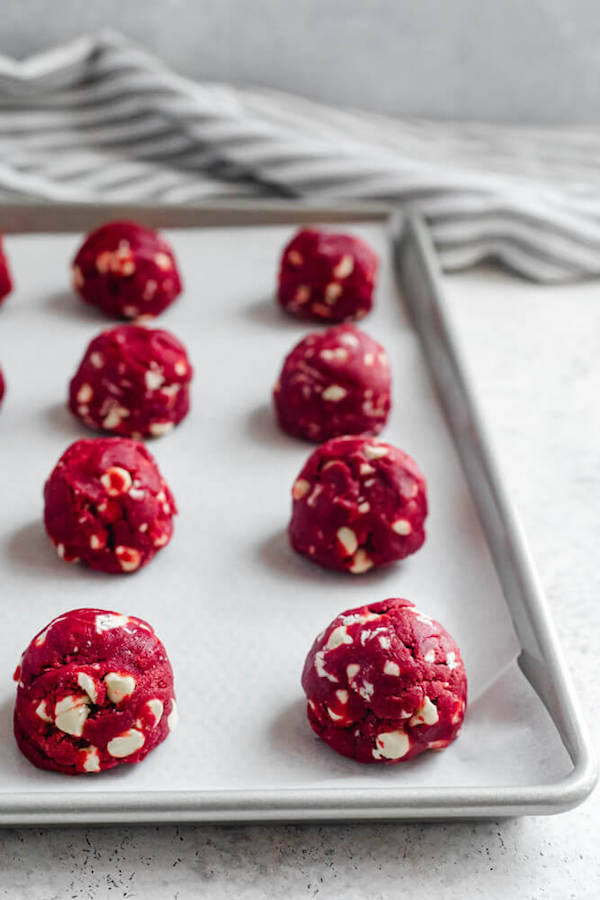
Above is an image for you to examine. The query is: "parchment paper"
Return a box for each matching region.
[0,223,571,796]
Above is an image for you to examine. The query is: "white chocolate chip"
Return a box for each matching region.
[324,282,342,304]
[341,611,380,626]
[336,690,349,704]
[174,361,187,376]
[147,699,164,726]
[363,352,375,366]
[102,406,130,430]
[89,534,105,551]
[446,651,458,670]
[383,660,400,676]
[364,444,387,460]
[451,702,464,725]
[77,673,98,704]
[54,694,90,737]
[314,650,338,682]
[295,285,311,304]
[311,301,332,317]
[154,252,172,270]
[149,421,174,436]
[82,746,101,773]
[56,543,65,559]
[326,625,353,650]
[346,663,360,680]
[95,613,128,634]
[358,502,370,514]
[349,549,373,574]
[424,649,436,663]
[161,383,181,398]
[35,700,52,722]
[427,739,449,750]
[373,730,410,760]
[143,279,158,301]
[107,728,145,758]
[409,697,439,727]
[360,626,388,647]
[322,385,347,402]
[167,699,178,732]
[327,707,344,721]
[358,681,374,701]
[360,463,375,475]
[76,383,93,404]
[115,546,142,573]
[104,672,136,704]
[100,466,132,496]
[319,347,349,363]
[339,332,360,348]
[392,519,412,536]
[336,526,358,556]
[333,255,354,279]
[145,370,165,391]
[287,250,303,266]
[292,478,311,500]
[122,306,139,319]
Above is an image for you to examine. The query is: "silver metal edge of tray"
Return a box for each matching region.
[0,201,595,826]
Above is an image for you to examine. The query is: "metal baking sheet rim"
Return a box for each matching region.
[0,201,595,825]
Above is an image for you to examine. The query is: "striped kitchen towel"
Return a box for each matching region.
[1,31,599,282]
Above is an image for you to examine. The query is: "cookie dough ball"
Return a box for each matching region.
[14,608,177,775]
[72,221,182,320]
[0,235,13,305]
[302,598,467,764]
[44,438,176,574]
[69,325,193,438]
[277,228,378,323]
[289,436,427,574]
[273,324,391,441]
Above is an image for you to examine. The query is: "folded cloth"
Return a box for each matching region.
[1,31,599,282]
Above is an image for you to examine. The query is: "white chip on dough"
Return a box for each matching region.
[104,672,136,704]
[107,728,145,758]
[336,526,358,556]
[373,730,410,760]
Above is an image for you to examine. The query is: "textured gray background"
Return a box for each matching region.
[1,0,600,124]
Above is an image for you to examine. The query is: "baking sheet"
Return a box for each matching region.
[0,222,572,810]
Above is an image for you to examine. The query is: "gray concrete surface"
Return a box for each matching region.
[1,1,600,124]
[0,265,598,898]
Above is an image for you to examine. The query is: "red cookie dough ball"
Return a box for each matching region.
[302,598,467,764]
[0,235,13,305]
[13,608,177,775]
[44,438,176,574]
[289,436,427,574]
[277,228,378,323]
[69,325,193,439]
[273,324,391,442]
[72,221,182,320]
